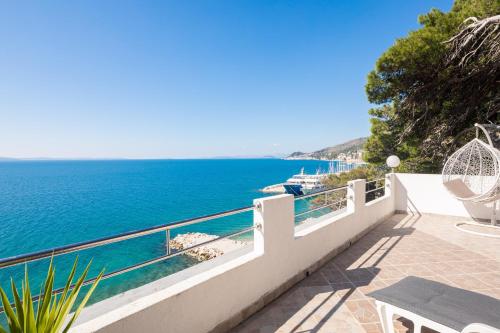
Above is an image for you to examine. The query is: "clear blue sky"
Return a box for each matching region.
[0,0,453,159]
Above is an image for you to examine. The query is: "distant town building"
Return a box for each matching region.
[335,150,363,163]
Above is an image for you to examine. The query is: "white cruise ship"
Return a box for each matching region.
[283,167,328,196]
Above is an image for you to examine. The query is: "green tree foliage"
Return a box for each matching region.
[318,166,386,206]
[323,165,386,188]
[364,0,499,173]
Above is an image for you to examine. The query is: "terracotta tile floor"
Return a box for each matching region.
[233,213,500,333]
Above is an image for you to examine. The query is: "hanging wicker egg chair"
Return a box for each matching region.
[442,137,500,203]
[442,123,500,236]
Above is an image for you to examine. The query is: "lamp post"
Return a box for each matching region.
[386,155,400,173]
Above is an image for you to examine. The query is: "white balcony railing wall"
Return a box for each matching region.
[71,173,496,333]
[72,175,395,333]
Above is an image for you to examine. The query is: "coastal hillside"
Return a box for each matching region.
[286,137,367,161]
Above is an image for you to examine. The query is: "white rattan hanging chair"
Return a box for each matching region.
[442,123,500,237]
[442,138,500,203]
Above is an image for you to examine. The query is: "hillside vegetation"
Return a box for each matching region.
[364,0,499,172]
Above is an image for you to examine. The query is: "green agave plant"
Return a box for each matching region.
[0,257,103,333]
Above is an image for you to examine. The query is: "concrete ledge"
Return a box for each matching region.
[73,245,258,331]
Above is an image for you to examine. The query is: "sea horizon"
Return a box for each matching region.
[0,156,287,161]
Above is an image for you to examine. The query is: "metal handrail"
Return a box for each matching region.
[365,178,385,185]
[0,225,256,313]
[295,198,347,217]
[87,225,256,286]
[365,186,385,194]
[0,204,255,269]
[294,185,347,200]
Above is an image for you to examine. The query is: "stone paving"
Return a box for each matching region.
[233,213,500,333]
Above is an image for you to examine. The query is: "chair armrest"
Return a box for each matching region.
[462,323,500,333]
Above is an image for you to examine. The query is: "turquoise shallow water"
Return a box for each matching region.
[0,158,341,311]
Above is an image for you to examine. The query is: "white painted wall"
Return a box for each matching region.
[71,175,397,333]
[394,173,497,220]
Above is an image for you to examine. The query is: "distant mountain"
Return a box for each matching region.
[288,152,306,158]
[286,137,367,160]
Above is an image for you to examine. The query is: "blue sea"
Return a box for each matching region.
[0,159,340,312]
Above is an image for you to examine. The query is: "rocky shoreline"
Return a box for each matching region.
[169,232,247,261]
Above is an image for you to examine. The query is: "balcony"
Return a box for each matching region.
[234,212,500,333]
[52,174,499,332]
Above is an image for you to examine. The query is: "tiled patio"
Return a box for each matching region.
[233,213,500,333]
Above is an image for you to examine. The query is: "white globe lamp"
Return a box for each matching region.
[386,155,400,173]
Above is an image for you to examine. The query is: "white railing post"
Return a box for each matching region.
[385,173,396,211]
[348,179,366,214]
[385,173,394,195]
[253,194,294,257]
